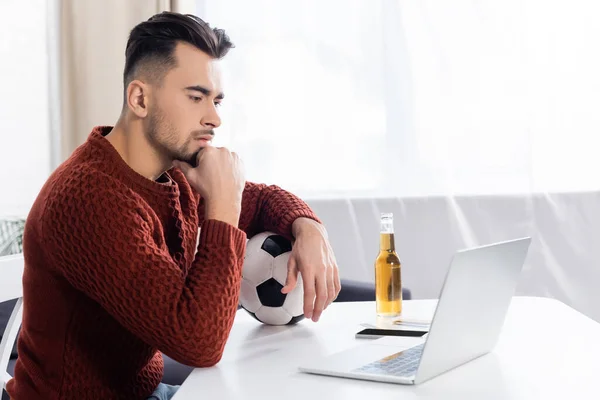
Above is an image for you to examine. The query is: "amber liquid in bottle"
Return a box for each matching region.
[375,213,402,317]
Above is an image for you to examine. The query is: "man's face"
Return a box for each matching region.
[145,42,224,166]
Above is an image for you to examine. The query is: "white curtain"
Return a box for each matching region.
[0,0,50,218]
[194,0,600,322]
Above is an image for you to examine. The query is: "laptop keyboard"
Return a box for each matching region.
[353,343,425,377]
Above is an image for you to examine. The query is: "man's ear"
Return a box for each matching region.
[125,79,150,118]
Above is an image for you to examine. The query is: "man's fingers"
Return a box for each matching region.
[311,269,328,322]
[302,272,316,320]
[333,264,341,300]
[281,256,298,294]
[172,160,192,174]
[325,265,336,309]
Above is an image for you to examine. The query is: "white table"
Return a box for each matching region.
[173,297,600,399]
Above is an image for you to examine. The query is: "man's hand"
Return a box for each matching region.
[282,218,341,322]
[173,147,245,227]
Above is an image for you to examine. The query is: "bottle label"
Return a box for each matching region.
[380,212,394,234]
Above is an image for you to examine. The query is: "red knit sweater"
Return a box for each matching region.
[6,126,320,400]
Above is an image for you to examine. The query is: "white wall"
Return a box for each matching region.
[0,0,51,218]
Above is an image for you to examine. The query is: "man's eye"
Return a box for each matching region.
[214,102,222,108]
[189,96,202,103]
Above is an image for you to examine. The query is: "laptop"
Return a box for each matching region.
[299,237,531,385]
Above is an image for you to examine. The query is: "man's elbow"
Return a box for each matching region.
[169,344,224,368]
[164,324,232,367]
[187,349,224,368]
[194,353,223,368]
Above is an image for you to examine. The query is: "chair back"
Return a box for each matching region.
[0,254,24,390]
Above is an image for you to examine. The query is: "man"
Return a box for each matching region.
[6,12,340,400]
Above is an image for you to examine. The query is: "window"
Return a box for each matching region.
[195,0,600,198]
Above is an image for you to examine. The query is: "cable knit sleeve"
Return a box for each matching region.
[198,181,321,240]
[41,181,246,367]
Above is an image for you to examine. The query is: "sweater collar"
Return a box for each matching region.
[88,126,180,196]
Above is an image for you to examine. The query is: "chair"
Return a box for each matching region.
[0,254,24,396]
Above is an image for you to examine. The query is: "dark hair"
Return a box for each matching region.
[123,12,233,89]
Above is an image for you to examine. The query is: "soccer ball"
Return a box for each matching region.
[239,231,305,325]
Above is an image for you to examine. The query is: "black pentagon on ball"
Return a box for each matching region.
[287,314,305,325]
[260,234,292,257]
[256,278,287,307]
[245,310,262,323]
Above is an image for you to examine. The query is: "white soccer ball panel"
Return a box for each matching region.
[282,273,304,317]
[245,231,276,253]
[272,252,291,286]
[239,278,262,313]
[242,248,274,285]
[255,305,293,326]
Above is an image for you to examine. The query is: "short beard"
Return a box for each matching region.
[145,106,198,166]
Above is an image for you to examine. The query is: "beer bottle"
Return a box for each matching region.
[375,212,402,317]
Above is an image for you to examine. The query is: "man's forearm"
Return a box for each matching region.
[204,199,242,227]
[292,217,327,238]
[232,182,322,239]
